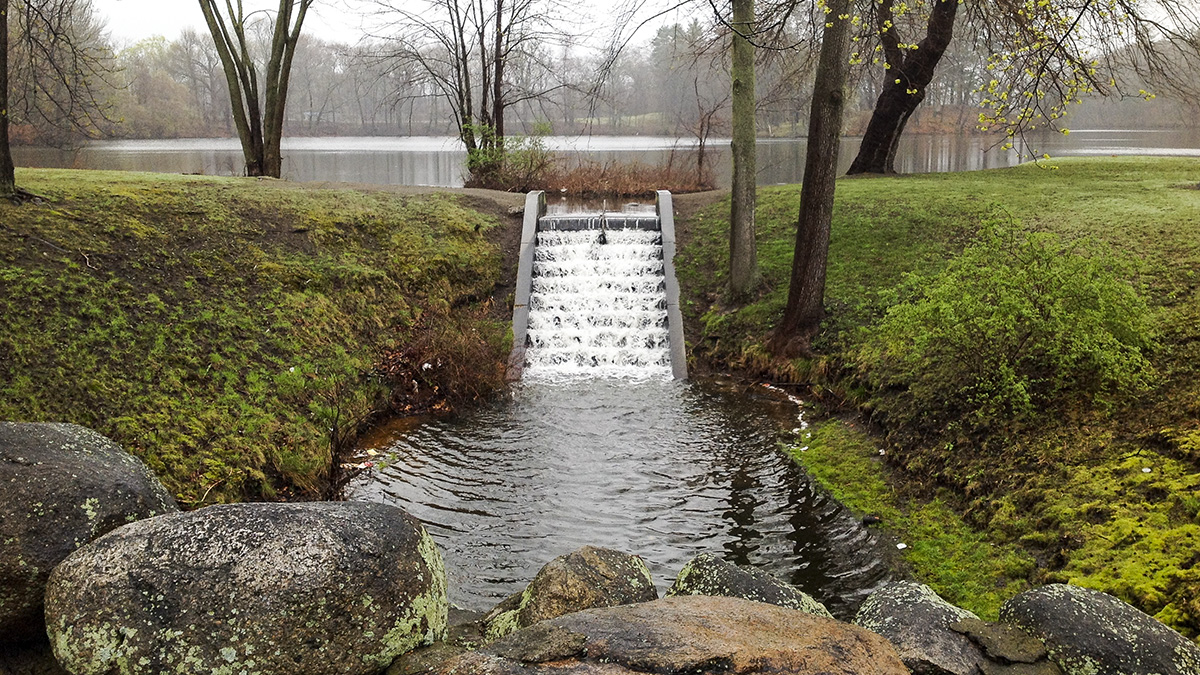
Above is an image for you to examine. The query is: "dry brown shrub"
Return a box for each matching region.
[378,306,509,415]
[533,160,715,198]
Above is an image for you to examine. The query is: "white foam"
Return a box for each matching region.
[523,228,672,381]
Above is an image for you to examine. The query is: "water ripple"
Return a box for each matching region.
[348,380,892,619]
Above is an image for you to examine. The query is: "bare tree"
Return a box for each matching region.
[2,0,115,200]
[2,0,13,198]
[169,28,234,135]
[708,0,823,300]
[728,0,759,299]
[769,0,852,357]
[366,0,570,181]
[847,0,1200,174]
[197,0,313,177]
[289,37,347,134]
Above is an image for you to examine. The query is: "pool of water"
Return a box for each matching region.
[347,379,893,619]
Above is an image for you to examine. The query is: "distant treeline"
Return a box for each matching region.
[8,14,1199,146]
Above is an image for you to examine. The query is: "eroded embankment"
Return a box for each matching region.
[0,169,523,506]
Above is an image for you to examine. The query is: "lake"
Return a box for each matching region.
[14,129,1200,188]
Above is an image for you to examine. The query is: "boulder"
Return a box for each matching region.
[854,581,987,675]
[950,618,1062,675]
[438,595,909,674]
[1000,583,1200,675]
[0,422,177,644]
[44,501,448,675]
[481,546,657,640]
[0,641,70,675]
[666,552,832,618]
[386,608,487,675]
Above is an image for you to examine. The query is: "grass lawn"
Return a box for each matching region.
[675,157,1200,635]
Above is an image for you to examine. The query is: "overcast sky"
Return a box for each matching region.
[92,0,374,46]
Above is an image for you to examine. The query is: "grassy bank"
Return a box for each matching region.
[1,169,516,506]
[675,157,1200,635]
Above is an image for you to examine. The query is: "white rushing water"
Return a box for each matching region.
[523,227,672,380]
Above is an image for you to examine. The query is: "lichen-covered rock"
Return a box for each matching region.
[948,617,1062,675]
[951,617,1049,664]
[386,609,487,675]
[439,595,909,674]
[1000,583,1200,675]
[666,552,832,618]
[0,422,177,644]
[44,501,447,675]
[481,546,657,641]
[855,581,987,675]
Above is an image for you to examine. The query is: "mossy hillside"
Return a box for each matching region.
[0,169,510,506]
[790,421,1034,619]
[675,157,1200,636]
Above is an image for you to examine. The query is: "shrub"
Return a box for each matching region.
[855,221,1157,445]
[464,122,715,196]
[465,124,555,192]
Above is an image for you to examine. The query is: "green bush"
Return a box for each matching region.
[855,221,1156,443]
[465,123,555,192]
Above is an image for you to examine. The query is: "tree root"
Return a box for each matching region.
[7,187,46,205]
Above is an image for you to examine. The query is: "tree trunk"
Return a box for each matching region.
[847,0,959,175]
[492,0,504,141]
[198,0,261,175]
[728,0,759,299]
[768,0,852,358]
[262,0,309,178]
[0,0,14,199]
[199,0,309,179]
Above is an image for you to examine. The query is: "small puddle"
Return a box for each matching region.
[348,379,892,619]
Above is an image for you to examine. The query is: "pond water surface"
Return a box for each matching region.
[16,128,1200,188]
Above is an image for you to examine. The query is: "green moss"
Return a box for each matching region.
[484,587,533,642]
[0,170,510,505]
[789,419,1034,619]
[370,528,449,667]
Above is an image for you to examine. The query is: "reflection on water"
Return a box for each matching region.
[15,129,1198,188]
[346,380,892,619]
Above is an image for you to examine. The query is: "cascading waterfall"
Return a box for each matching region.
[350,192,892,615]
[523,221,672,380]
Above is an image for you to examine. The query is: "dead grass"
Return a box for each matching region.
[468,157,716,198]
[534,160,715,198]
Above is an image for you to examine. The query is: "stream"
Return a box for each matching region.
[347,379,893,620]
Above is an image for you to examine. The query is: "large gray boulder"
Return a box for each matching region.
[481,546,657,641]
[855,581,987,675]
[0,422,177,644]
[1000,583,1200,675]
[44,501,448,675]
[666,552,832,618]
[440,595,909,674]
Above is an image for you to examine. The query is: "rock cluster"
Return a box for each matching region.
[6,421,1200,675]
[2,423,446,675]
[856,581,1062,675]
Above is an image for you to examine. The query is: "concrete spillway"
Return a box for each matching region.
[508,191,687,381]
